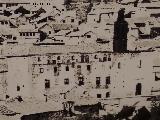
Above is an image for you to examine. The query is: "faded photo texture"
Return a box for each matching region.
[0,0,159,120]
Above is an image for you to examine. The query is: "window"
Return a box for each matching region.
[85,55,89,63]
[0,4,2,7]
[20,33,22,36]
[135,83,142,95]
[7,35,12,39]
[26,32,29,36]
[45,79,50,89]
[94,55,98,59]
[63,20,65,23]
[40,68,44,73]
[30,33,32,36]
[96,77,101,87]
[33,33,35,36]
[22,33,25,36]
[49,31,51,34]
[97,94,101,98]
[77,65,81,69]
[47,60,50,64]
[1,21,4,25]
[64,78,69,85]
[81,55,85,63]
[17,86,20,91]
[52,60,56,64]
[106,76,110,85]
[5,21,8,24]
[72,62,75,68]
[108,54,111,61]
[38,57,41,62]
[13,37,17,40]
[103,57,107,62]
[86,35,91,38]
[71,19,74,23]
[155,72,160,81]
[78,77,84,86]
[87,65,91,71]
[57,56,60,60]
[71,56,75,60]
[118,62,121,69]
[54,67,57,73]
[66,66,69,71]
[106,92,110,98]
[6,95,9,99]
[139,60,142,68]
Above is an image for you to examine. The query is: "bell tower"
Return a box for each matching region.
[113,8,129,53]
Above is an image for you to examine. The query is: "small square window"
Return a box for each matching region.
[64,78,69,85]
[108,57,111,61]
[8,35,12,39]
[52,60,56,64]
[63,20,65,23]
[13,37,17,40]
[97,94,101,98]
[103,57,107,62]
[87,35,91,38]
[77,65,81,68]
[71,19,74,23]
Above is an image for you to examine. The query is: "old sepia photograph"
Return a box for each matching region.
[0,0,159,119]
